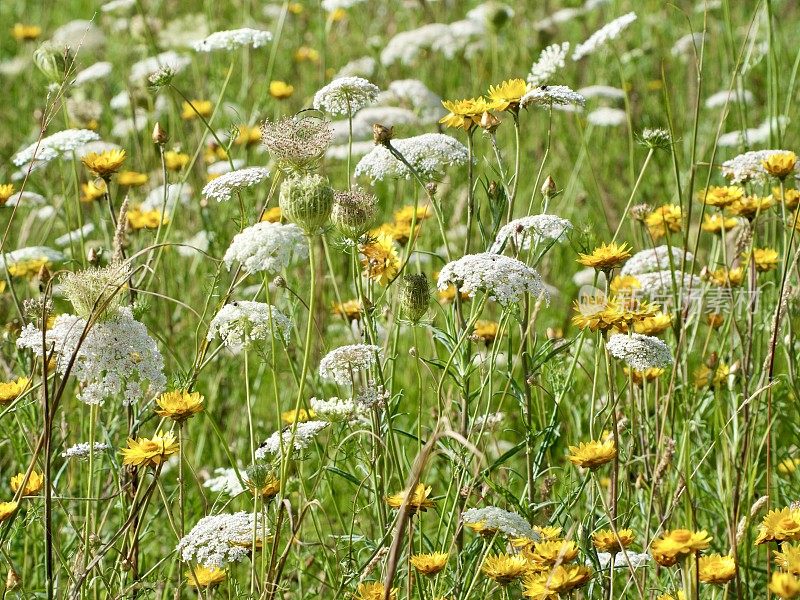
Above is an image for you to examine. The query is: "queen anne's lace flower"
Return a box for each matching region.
[527,42,570,87]
[222,221,307,275]
[201,167,270,202]
[384,79,444,122]
[13,129,101,168]
[606,333,673,370]
[0,246,65,272]
[203,468,245,496]
[129,51,191,83]
[73,61,112,86]
[207,301,291,350]
[437,253,548,306]
[354,133,469,182]
[578,85,626,101]
[594,551,651,569]
[587,107,627,127]
[462,506,535,539]
[192,28,272,52]
[310,396,365,422]
[321,0,366,10]
[633,270,702,300]
[490,215,572,253]
[521,85,585,108]
[16,307,166,406]
[705,89,754,109]
[61,442,110,460]
[313,76,380,116]
[380,19,485,67]
[319,344,382,384]
[621,246,693,276]
[177,512,265,567]
[572,12,637,60]
[255,421,329,460]
[722,149,798,184]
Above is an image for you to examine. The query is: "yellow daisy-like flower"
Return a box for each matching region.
[81,179,107,202]
[0,377,30,404]
[164,150,190,171]
[269,81,295,99]
[524,540,579,571]
[609,275,641,296]
[372,221,417,245]
[259,206,282,223]
[185,565,226,588]
[592,528,635,553]
[155,390,204,423]
[332,299,362,322]
[180,100,213,120]
[281,408,316,424]
[779,459,800,476]
[650,529,712,566]
[294,46,320,63]
[775,543,800,575]
[763,151,797,179]
[571,297,625,332]
[708,267,743,287]
[82,149,127,177]
[693,362,730,389]
[355,582,397,600]
[12,24,42,41]
[755,507,800,545]
[127,208,168,230]
[482,553,530,585]
[769,571,800,599]
[234,125,261,146]
[0,183,15,206]
[698,554,737,584]
[532,526,563,541]
[472,320,499,345]
[624,367,664,384]
[360,233,400,286]
[633,312,672,335]
[439,97,492,130]
[577,242,632,271]
[487,78,529,111]
[117,171,148,187]
[657,592,686,600]
[522,565,591,599]
[410,552,449,577]
[10,471,44,496]
[747,247,779,272]
[120,430,179,468]
[0,501,18,522]
[775,187,800,210]
[645,204,682,239]
[385,483,434,513]
[8,258,49,278]
[701,213,739,234]
[698,186,743,208]
[567,440,616,469]
[393,204,431,225]
[727,195,775,219]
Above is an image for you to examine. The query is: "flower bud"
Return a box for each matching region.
[399,273,430,323]
[34,42,70,82]
[331,188,377,240]
[278,173,334,235]
[480,111,501,132]
[541,175,557,200]
[6,569,21,591]
[152,122,168,146]
[246,463,280,500]
[372,123,394,145]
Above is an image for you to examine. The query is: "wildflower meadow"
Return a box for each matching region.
[2,0,800,598]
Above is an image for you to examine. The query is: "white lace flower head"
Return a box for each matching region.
[527,42,570,87]
[354,133,469,182]
[313,76,380,116]
[572,12,637,60]
[521,85,585,108]
[462,506,535,539]
[620,246,693,276]
[255,421,330,460]
[490,215,572,253]
[192,28,272,52]
[318,344,382,385]
[437,253,548,306]
[207,301,292,350]
[13,129,101,168]
[177,512,265,567]
[606,333,673,370]
[201,167,270,202]
[222,221,308,275]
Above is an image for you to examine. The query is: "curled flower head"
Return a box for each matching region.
[261,113,333,173]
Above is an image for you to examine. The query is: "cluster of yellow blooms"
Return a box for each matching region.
[440,78,529,131]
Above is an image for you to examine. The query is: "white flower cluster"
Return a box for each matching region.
[384,79,444,122]
[4,191,46,207]
[177,512,264,568]
[55,224,95,248]
[380,18,485,67]
[621,246,693,276]
[207,301,292,350]
[705,88,754,109]
[722,149,798,184]
[461,506,535,539]
[319,344,382,385]
[354,133,469,182]
[633,270,702,299]
[201,167,270,202]
[521,85,585,108]
[192,28,272,52]
[0,246,65,272]
[310,396,366,422]
[13,129,100,168]
[437,253,548,306]
[587,107,627,127]
[718,116,787,148]
[594,551,651,569]
[222,221,307,275]
[579,85,625,101]
[313,76,380,116]
[670,32,704,58]
[255,421,330,460]
[73,61,112,86]
[61,442,110,460]
[16,307,166,406]
[129,51,191,83]
[473,411,505,430]
[527,42,570,87]
[606,333,673,370]
[355,384,390,410]
[203,467,245,496]
[490,215,572,253]
[335,56,377,79]
[572,12,637,61]
[321,0,366,10]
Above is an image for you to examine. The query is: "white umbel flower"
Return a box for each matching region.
[222,221,307,275]
[313,76,380,116]
[572,12,637,61]
[0,246,65,272]
[255,421,329,460]
[310,396,365,422]
[490,215,572,253]
[632,270,702,299]
[177,512,265,568]
[319,344,382,385]
[354,133,469,182]
[606,333,673,370]
[437,253,548,306]
[578,85,626,101]
[203,467,245,497]
[722,149,798,184]
[462,506,535,539]
[594,551,651,569]
[527,42,570,87]
[705,88,754,109]
[207,301,292,350]
[621,246,693,276]
[521,85,585,108]
[201,167,270,202]
[13,129,100,168]
[192,28,272,52]
[321,0,366,11]
[73,61,112,86]
[587,107,627,127]
[129,51,190,83]
[61,442,110,460]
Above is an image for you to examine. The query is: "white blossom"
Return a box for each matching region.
[203,467,245,496]
[573,12,637,60]
[310,396,366,422]
[61,442,110,460]
[177,512,265,568]
[594,551,651,569]
[606,333,673,370]
[55,224,95,247]
[490,215,572,253]
[354,133,469,182]
[437,253,548,306]
[621,246,693,276]
[319,344,382,385]
[527,42,570,87]
[207,301,292,350]
[321,0,366,10]
[129,51,190,83]
[73,61,112,86]
[255,421,329,460]
[521,85,585,108]
[587,107,627,127]
[578,85,626,101]
[313,77,380,116]
[334,56,377,79]
[13,129,101,168]
[1,246,65,272]
[201,167,270,202]
[721,149,798,184]
[192,28,272,52]
[222,221,307,275]
[462,506,535,539]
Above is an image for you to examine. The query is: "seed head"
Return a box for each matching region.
[331,188,377,239]
[399,273,430,323]
[278,173,334,235]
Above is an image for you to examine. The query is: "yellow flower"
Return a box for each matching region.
[748,247,779,272]
[645,204,682,239]
[410,552,448,576]
[360,233,400,285]
[249,473,281,500]
[532,526,563,541]
[708,267,743,287]
[332,299,362,322]
[577,242,632,270]
[567,440,616,469]
[776,187,800,210]
[487,78,529,111]
[164,150,190,171]
[385,483,434,513]
[0,184,15,206]
[10,471,43,496]
[634,312,672,335]
[8,258,49,278]
[775,543,800,575]
[281,408,316,424]
[330,7,347,21]
[393,204,431,225]
[439,97,492,130]
[0,501,18,522]
[269,81,295,99]
[650,529,712,566]
[701,213,738,234]
[81,179,107,202]
[371,221,417,245]
[592,528,635,553]
[121,430,179,468]
[12,24,41,41]
[472,320,499,345]
[698,186,743,208]
[355,582,397,600]
[572,297,625,332]
[259,206,282,223]
[769,572,800,599]
[82,149,127,177]
[755,507,800,545]
[0,377,30,404]
[763,152,797,179]
[288,2,303,14]
[127,208,168,230]
[693,362,730,389]
[482,553,529,585]
[294,46,320,63]
[698,554,736,584]
[185,565,226,588]
[524,540,579,570]
[610,275,641,296]
[117,171,148,187]
[728,195,775,219]
[522,565,591,599]
[155,390,204,423]
[657,592,686,600]
[180,100,213,120]
[625,366,665,384]
[779,459,800,476]
[235,125,262,146]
